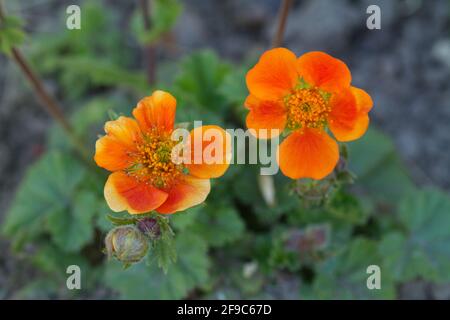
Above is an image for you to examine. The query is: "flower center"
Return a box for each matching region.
[130,129,183,189]
[286,88,330,130]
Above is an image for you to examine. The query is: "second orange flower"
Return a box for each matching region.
[245,48,373,180]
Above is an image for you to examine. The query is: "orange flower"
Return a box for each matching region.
[245,48,373,180]
[94,90,231,214]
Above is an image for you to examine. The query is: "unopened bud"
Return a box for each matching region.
[136,217,161,240]
[105,225,148,264]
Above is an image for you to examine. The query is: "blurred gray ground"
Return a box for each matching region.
[0,0,450,299]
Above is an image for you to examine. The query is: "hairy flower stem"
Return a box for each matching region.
[0,2,92,165]
[272,0,293,48]
[140,0,156,85]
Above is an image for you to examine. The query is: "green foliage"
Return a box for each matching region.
[54,57,148,93]
[132,0,182,45]
[189,205,245,248]
[32,244,91,281]
[151,216,177,273]
[29,1,141,99]
[326,190,368,225]
[219,66,248,107]
[307,238,395,299]
[380,189,450,282]
[0,15,25,55]
[1,149,106,298]
[47,191,97,252]
[175,51,230,113]
[171,206,202,231]
[2,151,95,252]
[348,129,416,204]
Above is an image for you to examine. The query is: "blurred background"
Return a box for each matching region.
[1,0,450,299]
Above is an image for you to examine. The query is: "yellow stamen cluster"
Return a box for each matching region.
[129,129,183,189]
[286,88,330,130]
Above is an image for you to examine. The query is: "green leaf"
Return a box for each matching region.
[104,233,210,299]
[379,189,450,282]
[151,217,177,273]
[308,238,396,299]
[326,190,368,224]
[174,50,231,116]
[58,57,148,93]
[28,2,133,99]
[31,243,103,293]
[348,128,416,204]
[190,205,245,248]
[47,191,97,252]
[171,205,201,231]
[132,0,182,45]
[13,279,60,299]
[95,199,130,233]
[96,213,113,233]
[0,15,26,55]
[2,151,86,250]
[219,67,247,106]
[106,214,137,226]
[32,244,90,279]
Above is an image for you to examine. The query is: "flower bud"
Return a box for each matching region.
[105,225,148,264]
[136,217,161,240]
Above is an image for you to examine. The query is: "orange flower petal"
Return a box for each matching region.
[351,86,373,113]
[244,95,259,110]
[245,95,287,139]
[104,116,142,149]
[94,116,141,171]
[156,175,210,214]
[104,171,168,214]
[246,47,298,101]
[132,90,176,134]
[94,136,135,172]
[297,51,351,92]
[278,129,339,180]
[185,125,232,179]
[329,88,370,142]
[328,89,358,132]
[331,113,370,142]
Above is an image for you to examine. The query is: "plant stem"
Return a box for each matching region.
[140,0,156,85]
[0,2,90,161]
[10,49,73,132]
[272,0,293,48]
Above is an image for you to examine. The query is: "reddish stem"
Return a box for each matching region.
[272,0,294,48]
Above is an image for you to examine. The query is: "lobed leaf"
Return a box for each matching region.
[306,238,396,299]
[2,152,86,249]
[379,189,450,282]
[348,128,416,204]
